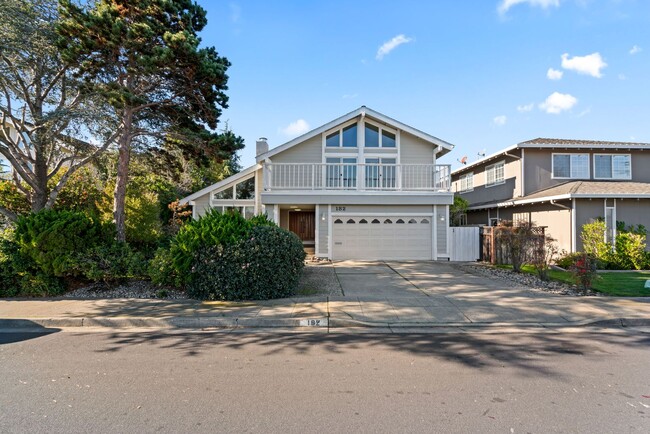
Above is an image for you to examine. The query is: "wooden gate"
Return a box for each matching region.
[449,227,480,262]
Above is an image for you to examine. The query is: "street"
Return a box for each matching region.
[1,328,649,433]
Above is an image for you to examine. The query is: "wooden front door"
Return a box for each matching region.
[289,211,315,243]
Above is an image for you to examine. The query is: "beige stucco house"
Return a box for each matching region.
[180,106,455,260]
[451,138,650,253]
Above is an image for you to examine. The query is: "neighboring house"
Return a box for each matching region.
[179,106,455,260]
[451,138,650,253]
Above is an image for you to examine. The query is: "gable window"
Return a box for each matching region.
[364,122,396,148]
[594,154,631,179]
[326,123,357,148]
[458,173,473,192]
[552,153,589,179]
[213,187,233,200]
[235,177,255,199]
[326,157,357,188]
[485,161,505,187]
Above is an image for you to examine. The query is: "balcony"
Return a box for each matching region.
[264,163,451,192]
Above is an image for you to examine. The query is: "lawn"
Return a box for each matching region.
[495,264,650,297]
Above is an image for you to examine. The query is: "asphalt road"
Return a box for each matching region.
[1,328,649,433]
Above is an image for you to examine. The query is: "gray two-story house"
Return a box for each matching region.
[451,138,650,253]
[180,106,455,260]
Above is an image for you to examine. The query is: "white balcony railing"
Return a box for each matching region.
[264,163,451,192]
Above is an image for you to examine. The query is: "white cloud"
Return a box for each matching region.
[546,68,563,80]
[229,3,241,23]
[498,0,560,15]
[376,34,413,60]
[492,115,507,126]
[342,93,358,99]
[279,119,310,136]
[577,107,591,118]
[630,45,642,55]
[539,92,578,114]
[618,73,627,80]
[561,52,607,78]
[517,103,534,112]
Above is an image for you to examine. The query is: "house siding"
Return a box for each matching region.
[454,153,521,204]
[317,206,329,256]
[192,193,211,218]
[400,131,435,164]
[271,135,322,163]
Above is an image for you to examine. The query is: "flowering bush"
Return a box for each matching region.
[569,253,599,293]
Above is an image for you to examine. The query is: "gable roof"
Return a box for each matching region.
[256,106,455,162]
[452,137,650,176]
[179,164,259,205]
[467,181,650,210]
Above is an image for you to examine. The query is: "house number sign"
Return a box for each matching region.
[300,318,328,327]
[335,206,346,212]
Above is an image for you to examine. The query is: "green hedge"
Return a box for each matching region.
[187,225,306,300]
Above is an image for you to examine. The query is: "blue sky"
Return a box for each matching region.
[199,0,649,170]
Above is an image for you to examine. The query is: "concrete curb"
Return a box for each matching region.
[1,316,649,331]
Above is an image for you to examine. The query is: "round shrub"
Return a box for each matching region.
[188,225,306,300]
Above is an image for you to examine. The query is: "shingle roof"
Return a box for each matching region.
[520,138,650,148]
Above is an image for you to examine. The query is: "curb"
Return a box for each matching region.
[1,316,649,331]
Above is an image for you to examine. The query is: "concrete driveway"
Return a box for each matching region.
[331,260,650,326]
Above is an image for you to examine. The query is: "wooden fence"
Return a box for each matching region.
[480,225,546,264]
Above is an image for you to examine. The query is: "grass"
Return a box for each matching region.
[495,264,650,297]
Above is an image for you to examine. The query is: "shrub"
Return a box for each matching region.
[581,220,611,261]
[555,251,585,269]
[610,231,647,270]
[148,247,180,287]
[14,210,108,277]
[569,253,599,293]
[170,209,257,282]
[70,243,147,283]
[531,235,559,281]
[495,221,537,272]
[188,225,306,300]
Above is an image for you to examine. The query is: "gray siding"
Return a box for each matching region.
[436,205,448,256]
[192,193,211,218]
[454,153,522,205]
[271,135,322,163]
[400,131,435,164]
[317,206,329,256]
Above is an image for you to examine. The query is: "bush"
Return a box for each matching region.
[70,243,147,283]
[555,251,586,269]
[14,209,108,277]
[610,231,647,270]
[188,225,306,300]
[148,247,180,287]
[569,253,599,293]
[170,209,259,283]
[581,220,611,262]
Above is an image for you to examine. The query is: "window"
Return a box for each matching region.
[326,123,357,147]
[235,178,255,199]
[552,154,589,179]
[485,161,505,186]
[594,154,631,179]
[363,122,396,148]
[458,173,473,192]
[326,157,357,188]
[213,187,233,200]
[365,158,396,189]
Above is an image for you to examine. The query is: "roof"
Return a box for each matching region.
[256,106,455,162]
[179,164,259,205]
[452,137,650,176]
[468,181,650,210]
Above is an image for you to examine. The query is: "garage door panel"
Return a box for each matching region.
[332,215,432,260]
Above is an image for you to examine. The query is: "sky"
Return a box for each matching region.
[197,0,650,170]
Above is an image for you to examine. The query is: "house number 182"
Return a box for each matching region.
[335,206,346,212]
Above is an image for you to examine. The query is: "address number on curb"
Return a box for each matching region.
[300,318,328,327]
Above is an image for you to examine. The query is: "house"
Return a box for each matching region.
[451,138,650,253]
[179,106,455,260]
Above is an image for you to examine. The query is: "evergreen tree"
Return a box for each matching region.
[57,0,243,241]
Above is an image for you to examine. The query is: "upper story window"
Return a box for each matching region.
[594,154,631,179]
[364,123,396,148]
[458,173,473,192]
[552,153,589,179]
[485,161,505,187]
[212,176,255,201]
[326,123,357,148]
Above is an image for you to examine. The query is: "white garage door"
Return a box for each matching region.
[332,215,432,260]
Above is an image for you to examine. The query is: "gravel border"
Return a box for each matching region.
[456,262,601,296]
[63,280,188,300]
[295,262,343,297]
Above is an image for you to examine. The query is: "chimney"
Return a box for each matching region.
[256,137,269,156]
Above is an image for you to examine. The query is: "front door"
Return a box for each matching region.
[289,211,315,243]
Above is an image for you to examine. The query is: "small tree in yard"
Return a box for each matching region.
[57,0,243,241]
[449,195,469,226]
[531,235,559,281]
[569,253,599,294]
[496,220,536,272]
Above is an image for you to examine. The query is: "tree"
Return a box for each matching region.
[57,0,243,241]
[0,0,114,221]
[449,195,469,226]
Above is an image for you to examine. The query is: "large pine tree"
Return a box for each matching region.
[57,0,242,241]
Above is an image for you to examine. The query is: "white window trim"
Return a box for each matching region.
[593,153,632,180]
[458,172,474,192]
[323,119,359,149]
[485,161,505,188]
[210,174,256,202]
[551,153,590,180]
[362,119,397,149]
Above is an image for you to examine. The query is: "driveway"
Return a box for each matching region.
[330,260,650,325]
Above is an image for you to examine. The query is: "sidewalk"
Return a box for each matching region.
[1,293,649,331]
